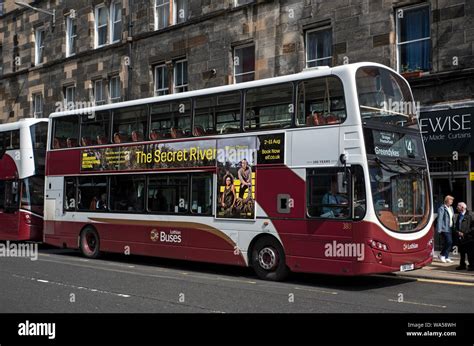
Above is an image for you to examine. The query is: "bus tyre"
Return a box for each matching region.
[80,227,100,259]
[251,237,289,281]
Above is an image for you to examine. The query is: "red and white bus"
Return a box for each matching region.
[0,119,48,241]
[44,62,434,280]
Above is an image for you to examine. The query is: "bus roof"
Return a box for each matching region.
[48,62,396,119]
[0,118,48,132]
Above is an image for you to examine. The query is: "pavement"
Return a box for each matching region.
[393,251,474,283]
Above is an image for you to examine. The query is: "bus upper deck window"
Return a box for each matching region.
[245,83,293,131]
[150,100,192,140]
[53,115,79,149]
[297,77,346,127]
[112,106,147,144]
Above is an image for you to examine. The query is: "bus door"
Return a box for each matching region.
[0,180,20,239]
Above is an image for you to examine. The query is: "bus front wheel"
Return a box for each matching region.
[251,236,289,281]
[79,227,101,259]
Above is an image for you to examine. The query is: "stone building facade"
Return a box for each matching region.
[0,0,473,211]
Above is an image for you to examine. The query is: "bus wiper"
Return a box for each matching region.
[374,157,403,174]
[396,159,425,174]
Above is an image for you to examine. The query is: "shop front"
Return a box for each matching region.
[419,104,474,250]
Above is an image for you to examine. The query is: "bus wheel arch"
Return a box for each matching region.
[248,234,289,281]
[79,225,101,259]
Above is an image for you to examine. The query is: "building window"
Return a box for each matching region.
[66,16,77,57]
[109,76,121,103]
[396,5,431,73]
[95,4,108,48]
[93,80,106,105]
[110,1,122,43]
[233,44,255,83]
[174,0,188,24]
[35,28,45,65]
[234,0,254,6]
[0,45,3,76]
[155,0,170,30]
[154,64,169,96]
[305,28,332,67]
[174,59,188,93]
[32,93,43,118]
[64,86,76,110]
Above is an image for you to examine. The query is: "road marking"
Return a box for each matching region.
[388,299,446,309]
[294,286,338,295]
[376,274,474,287]
[416,278,474,286]
[13,274,132,298]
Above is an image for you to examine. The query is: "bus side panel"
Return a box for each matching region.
[0,211,20,240]
[46,149,81,176]
[351,221,433,274]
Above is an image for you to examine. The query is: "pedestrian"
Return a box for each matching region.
[436,195,455,263]
[453,202,474,270]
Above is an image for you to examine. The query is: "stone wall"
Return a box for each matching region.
[0,0,472,122]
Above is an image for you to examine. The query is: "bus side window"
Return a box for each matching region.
[194,92,241,136]
[64,178,77,211]
[148,174,188,214]
[150,100,192,140]
[112,106,147,144]
[0,180,5,210]
[52,115,79,149]
[297,77,346,127]
[109,175,145,212]
[191,174,213,215]
[307,168,350,219]
[77,177,107,212]
[80,112,110,146]
[245,83,293,131]
[352,166,366,220]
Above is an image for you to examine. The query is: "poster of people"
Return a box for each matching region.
[216,137,256,219]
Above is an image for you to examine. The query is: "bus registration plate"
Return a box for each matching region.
[400,263,414,272]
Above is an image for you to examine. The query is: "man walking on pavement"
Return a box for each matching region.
[436,195,455,263]
[453,202,474,271]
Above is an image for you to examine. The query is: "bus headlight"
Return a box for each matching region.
[24,213,31,224]
[368,239,389,251]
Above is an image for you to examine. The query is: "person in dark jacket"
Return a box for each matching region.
[453,202,474,270]
[436,195,455,263]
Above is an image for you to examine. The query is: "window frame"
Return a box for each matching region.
[233,44,255,84]
[35,28,45,66]
[66,15,77,57]
[109,76,121,103]
[64,85,76,110]
[154,0,171,30]
[95,4,108,48]
[395,3,431,73]
[174,59,188,93]
[93,79,106,105]
[306,167,353,220]
[173,0,188,24]
[296,75,347,127]
[32,93,43,118]
[110,1,122,44]
[305,27,333,68]
[154,64,169,96]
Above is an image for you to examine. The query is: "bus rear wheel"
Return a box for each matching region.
[79,227,100,259]
[251,237,289,281]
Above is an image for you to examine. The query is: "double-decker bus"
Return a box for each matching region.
[44,62,433,281]
[0,119,48,241]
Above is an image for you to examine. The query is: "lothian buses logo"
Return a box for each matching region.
[150,229,182,243]
[150,229,159,242]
